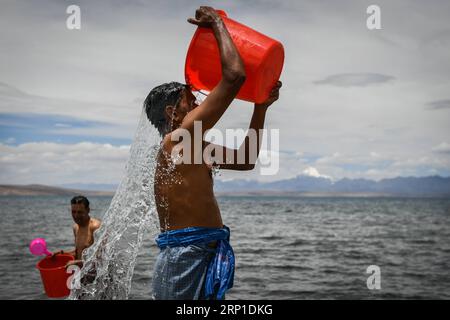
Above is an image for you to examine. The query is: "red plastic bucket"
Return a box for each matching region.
[185,10,284,104]
[36,254,74,298]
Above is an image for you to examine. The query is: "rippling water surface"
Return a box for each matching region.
[1,195,449,299]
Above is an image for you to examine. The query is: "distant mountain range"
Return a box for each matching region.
[0,184,114,196]
[1,175,449,197]
[59,183,118,192]
[213,175,450,197]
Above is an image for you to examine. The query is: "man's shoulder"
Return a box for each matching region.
[160,133,173,153]
[91,218,101,229]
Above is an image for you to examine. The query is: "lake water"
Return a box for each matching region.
[0,195,449,299]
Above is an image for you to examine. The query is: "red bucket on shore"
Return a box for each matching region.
[185,10,284,104]
[36,254,74,298]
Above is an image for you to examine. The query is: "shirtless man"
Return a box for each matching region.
[53,196,101,268]
[145,6,281,300]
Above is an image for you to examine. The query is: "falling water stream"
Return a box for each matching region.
[69,107,162,299]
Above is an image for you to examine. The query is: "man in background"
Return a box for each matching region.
[53,195,101,269]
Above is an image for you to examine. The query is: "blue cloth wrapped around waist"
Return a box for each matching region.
[155,225,234,300]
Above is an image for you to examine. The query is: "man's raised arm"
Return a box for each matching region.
[182,6,246,135]
[206,81,282,171]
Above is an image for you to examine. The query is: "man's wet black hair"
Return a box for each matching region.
[71,195,90,209]
[144,82,187,136]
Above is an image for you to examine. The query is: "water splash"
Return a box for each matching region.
[69,107,161,300]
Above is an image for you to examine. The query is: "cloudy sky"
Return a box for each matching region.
[1,0,449,186]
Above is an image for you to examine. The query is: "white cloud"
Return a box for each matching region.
[0,142,130,185]
[314,73,395,87]
[301,166,332,180]
[427,99,450,110]
[1,0,449,184]
[54,123,72,128]
[4,137,16,144]
[0,82,139,129]
[432,142,450,154]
